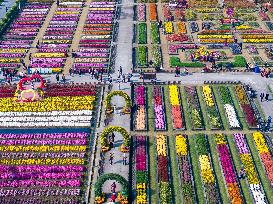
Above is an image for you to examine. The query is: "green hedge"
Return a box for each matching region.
[170,57,205,68]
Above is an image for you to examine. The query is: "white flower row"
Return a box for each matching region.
[23,9,49,12]
[59,2,83,5]
[249,184,266,204]
[224,104,240,128]
[0,110,93,117]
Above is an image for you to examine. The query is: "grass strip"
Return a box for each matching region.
[225,135,252,203]
[211,85,229,130]
[188,135,205,203]
[254,98,266,120]
[207,134,230,203]
[245,134,273,200]
[196,86,210,130]
[179,85,192,131]
[147,86,158,203]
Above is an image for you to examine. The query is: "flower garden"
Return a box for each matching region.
[131,83,273,204]
[133,0,273,72]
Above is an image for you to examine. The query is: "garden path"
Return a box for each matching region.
[23,1,58,69]
[89,0,134,202]
[63,0,93,75]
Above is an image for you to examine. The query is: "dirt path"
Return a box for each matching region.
[23,2,57,71]
[63,0,93,75]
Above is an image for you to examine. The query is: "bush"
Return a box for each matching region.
[170,57,204,68]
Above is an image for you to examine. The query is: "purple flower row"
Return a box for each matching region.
[0,152,85,159]
[0,165,85,173]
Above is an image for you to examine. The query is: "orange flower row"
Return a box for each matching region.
[150,3,157,21]
[227,183,243,204]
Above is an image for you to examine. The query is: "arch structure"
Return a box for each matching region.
[100,126,130,152]
[105,91,131,114]
[94,173,129,204]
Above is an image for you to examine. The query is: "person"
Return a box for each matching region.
[175,66,180,76]
[260,93,265,102]
[111,182,116,193]
[238,167,245,179]
[118,81,121,90]
[122,153,127,165]
[100,74,103,82]
[56,73,60,83]
[62,74,66,83]
[113,105,116,113]
[122,74,126,83]
[111,193,117,202]
[109,140,113,148]
[127,73,131,82]
[119,66,123,75]
[149,60,153,66]
[109,153,114,165]
[91,69,95,79]
[265,93,269,102]
[69,69,72,76]
[109,76,113,84]
[111,132,115,142]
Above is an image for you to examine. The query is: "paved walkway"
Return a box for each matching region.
[0,0,17,21]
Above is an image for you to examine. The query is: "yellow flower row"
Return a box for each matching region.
[156,134,167,156]
[55,11,80,14]
[199,155,215,184]
[0,145,86,152]
[0,58,21,63]
[240,154,259,184]
[33,53,66,58]
[0,158,84,165]
[0,95,95,112]
[253,131,269,154]
[243,39,273,43]
[215,134,226,145]
[235,25,252,30]
[198,35,233,39]
[0,48,26,53]
[136,183,147,204]
[165,22,173,34]
[202,85,214,107]
[176,135,187,156]
[169,85,180,106]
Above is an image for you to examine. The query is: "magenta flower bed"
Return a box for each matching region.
[136,85,145,106]
[136,136,147,171]
[153,86,166,130]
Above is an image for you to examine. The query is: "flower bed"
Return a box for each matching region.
[156,134,172,203]
[184,86,204,130]
[169,85,184,130]
[202,85,222,130]
[215,134,243,203]
[151,22,160,44]
[233,133,267,204]
[149,3,157,21]
[0,83,98,127]
[72,1,116,73]
[153,86,166,131]
[252,132,273,186]
[234,85,258,128]
[138,23,147,44]
[137,4,146,22]
[134,85,147,131]
[151,45,161,67]
[0,2,51,72]
[217,86,240,129]
[136,46,148,67]
[176,135,195,203]
[0,128,91,203]
[165,22,173,34]
[135,136,148,204]
[195,134,219,204]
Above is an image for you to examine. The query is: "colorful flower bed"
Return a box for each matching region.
[234,85,258,128]
[153,86,166,130]
[137,4,146,22]
[253,132,273,186]
[138,23,147,44]
[215,134,243,203]
[202,85,222,129]
[0,128,91,203]
[30,1,83,74]
[135,136,148,204]
[184,86,204,130]
[196,134,219,204]
[149,3,157,21]
[156,134,172,203]
[169,85,184,130]
[72,1,116,73]
[0,83,98,127]
[136,46,147,67]
[134,85,147,130]
[217,86,240,129]
[0,2,51,72]
[233,133,267,204]
[176,135,195,203]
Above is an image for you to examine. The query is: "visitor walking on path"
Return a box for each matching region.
[122,153,127,165]
[111,193,117,202]
[119,66,123,75]
[265,93,269,102]
[109,153,114,165]
[62,74,66,83]
[260,93,265,102]
[111,182,116,193]
[56,73,60,83]
[111,132,115,142]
